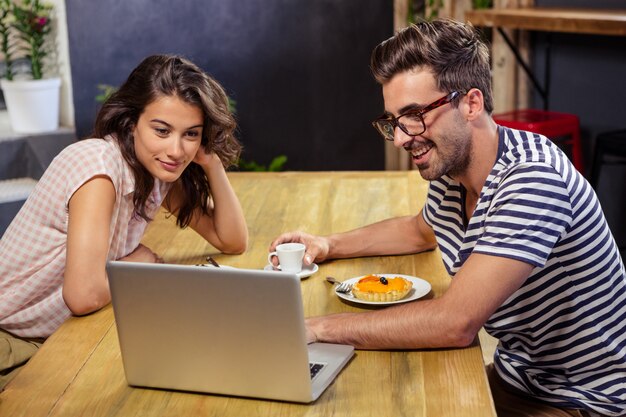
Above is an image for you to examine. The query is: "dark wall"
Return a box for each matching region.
[532,0,626,255]
[532,0,626,170]
[65,1,391,171]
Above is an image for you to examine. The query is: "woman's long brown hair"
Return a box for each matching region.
[93,55,241,228]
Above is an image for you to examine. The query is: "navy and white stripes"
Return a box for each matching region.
[423,126,626,415]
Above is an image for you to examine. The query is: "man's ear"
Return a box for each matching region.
[465,88,485,121]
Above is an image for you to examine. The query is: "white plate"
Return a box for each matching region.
[263,263,319,279]
[335,274,432,306]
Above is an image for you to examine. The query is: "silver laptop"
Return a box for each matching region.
[106,261,354,403]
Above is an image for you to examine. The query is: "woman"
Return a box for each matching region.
[0,55,248,388]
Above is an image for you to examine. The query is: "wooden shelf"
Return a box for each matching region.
[466,7,626,37]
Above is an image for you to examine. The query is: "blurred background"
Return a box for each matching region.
[65,0,391,171]
[1,0,625,246]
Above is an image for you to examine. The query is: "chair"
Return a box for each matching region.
[493,109,584,173]
[590,129,626,258]
[590,130,626,189]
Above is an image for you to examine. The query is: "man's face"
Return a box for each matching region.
[382,69,472,181]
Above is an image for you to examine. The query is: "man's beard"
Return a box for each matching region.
[415,129,473,181]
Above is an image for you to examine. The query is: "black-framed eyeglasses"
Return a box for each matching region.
[372,91,462,141]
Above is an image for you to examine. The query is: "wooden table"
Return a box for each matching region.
[0,171,496,416]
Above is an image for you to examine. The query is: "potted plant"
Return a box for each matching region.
[0,0,60,133]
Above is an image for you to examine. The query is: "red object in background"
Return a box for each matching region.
[493,109,584,173]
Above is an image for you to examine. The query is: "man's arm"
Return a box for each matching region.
[307,252,534,349]
[269,212,437,265]
[327,212,437,259]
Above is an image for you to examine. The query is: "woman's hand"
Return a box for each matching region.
[192,145,222,169]
[269,231,331,267]
[167,145,248,254]
[120,244,164,263]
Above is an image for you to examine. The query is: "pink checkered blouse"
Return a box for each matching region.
[0,137,171,338]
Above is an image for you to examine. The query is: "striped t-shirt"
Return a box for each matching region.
[423,126,626,416]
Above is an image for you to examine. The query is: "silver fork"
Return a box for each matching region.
[326,276,353,293]
[205,256,220,268]
[195,256,220,268]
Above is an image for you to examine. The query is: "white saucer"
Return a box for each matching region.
[263,263,319,279]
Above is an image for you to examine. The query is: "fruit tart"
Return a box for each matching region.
[351,274,412,302]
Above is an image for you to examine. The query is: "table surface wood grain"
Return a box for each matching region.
[0,171,496,417]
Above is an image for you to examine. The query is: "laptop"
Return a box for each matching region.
[106,261,354,403]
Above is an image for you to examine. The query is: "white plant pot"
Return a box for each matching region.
[1,77,62,134]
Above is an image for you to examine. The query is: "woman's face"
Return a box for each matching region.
[133,95,204,183]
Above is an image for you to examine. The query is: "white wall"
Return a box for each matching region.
[51,0,74,128]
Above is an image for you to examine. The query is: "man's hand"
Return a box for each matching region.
[269,231,330,267]
[305,319,318,344]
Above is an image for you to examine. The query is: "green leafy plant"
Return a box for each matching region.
[0,0,53,80]
[227,96,236,114]
[228,96,287,172]
[426,0,441,21]
[0,0,13,79]
[406,0,439,23]
[95,83,117,103]
[238,155,287,172]
[407,0,492,25]
[473,0,492,9]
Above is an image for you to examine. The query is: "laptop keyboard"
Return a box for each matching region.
[309,362,325,379]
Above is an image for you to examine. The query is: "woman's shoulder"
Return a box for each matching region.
[53,137,123,167]
[45,137,128,184]
[58,137,117,157]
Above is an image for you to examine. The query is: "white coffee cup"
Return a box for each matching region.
[268,243,306,273]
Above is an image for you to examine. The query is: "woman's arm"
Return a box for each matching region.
[166,149,248,254]
[63,176,116,316]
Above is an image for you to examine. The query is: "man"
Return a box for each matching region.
[270,19,626,417]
